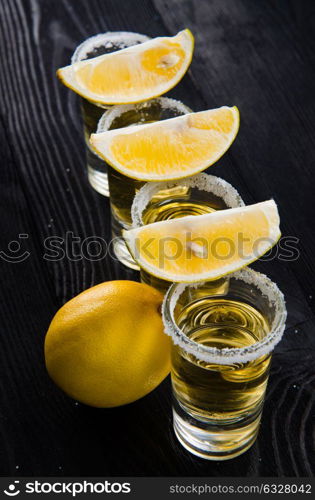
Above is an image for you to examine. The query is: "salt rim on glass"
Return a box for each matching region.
[162,267,287,366]
[131,172,245,228]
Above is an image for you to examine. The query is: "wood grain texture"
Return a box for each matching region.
[0,0,314,477]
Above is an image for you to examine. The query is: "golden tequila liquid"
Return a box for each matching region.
[97,98,191,269]
[72,32,149,196]
[172,298,271,423]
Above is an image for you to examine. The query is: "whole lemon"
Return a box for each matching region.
[44,280,170,407]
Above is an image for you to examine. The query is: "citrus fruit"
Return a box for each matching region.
[90,106,240,180]
[123,200,280,282]
[57,29,194,105]
[44,281,170,407]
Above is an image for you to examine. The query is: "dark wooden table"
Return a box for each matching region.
[0,0,314,477]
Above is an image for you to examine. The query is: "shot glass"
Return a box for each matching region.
[72,32,150,196]
[131,173,244,293]
[96,97,192,269]
[162,267,287,460]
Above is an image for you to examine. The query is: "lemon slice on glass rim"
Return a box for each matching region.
[90,106,240,181]
[123,200,281,282]
[57,29,194,105]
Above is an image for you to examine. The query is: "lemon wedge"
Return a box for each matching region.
[123,200,280,282]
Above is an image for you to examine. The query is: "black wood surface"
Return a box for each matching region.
[0,0,314,477]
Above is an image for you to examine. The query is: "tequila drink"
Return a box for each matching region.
[72,32,149,196]
[162,268,287,460]
[131,173,244,293]
[96,97,192,269]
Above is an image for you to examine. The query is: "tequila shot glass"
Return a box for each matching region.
[162,268,287,460]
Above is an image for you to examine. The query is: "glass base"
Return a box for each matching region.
[173,402,260,461]
[87,166,109,197]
